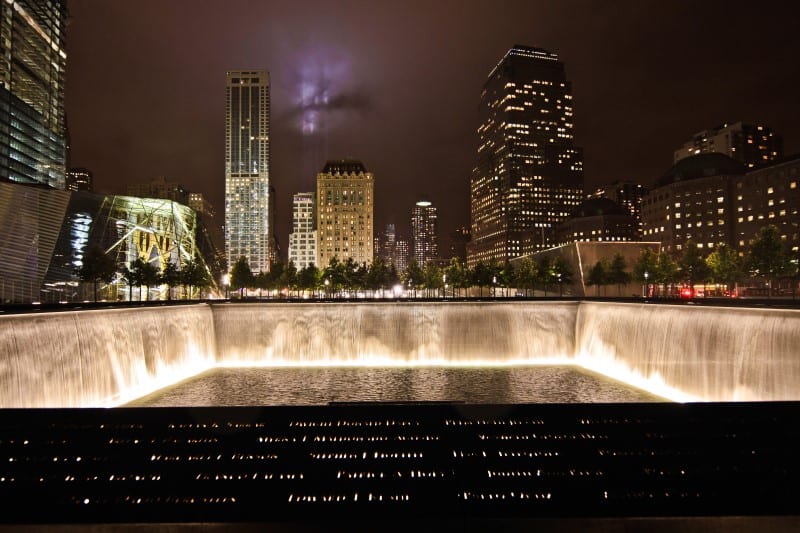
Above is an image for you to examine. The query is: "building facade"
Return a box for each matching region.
[316,160,374,267]
[224,70,272,273]
[589,181,647,239]
[127,176,189,205]
[411,200,438,266]
[642,153,745,254]
[0,0,67,189]
[468,45,584,267]
[732,154,800,254]
[555,198,638,247]
[66,168,93,192]
[288,192,317,269]
[674,122,782,169]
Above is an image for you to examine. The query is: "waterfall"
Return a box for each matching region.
[2,300,800,407]
[575,301,800,401]
[213,302,577,365]
[0,305,216,407]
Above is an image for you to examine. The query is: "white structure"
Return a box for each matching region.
[288,192,317,269]
[224,70,272,272]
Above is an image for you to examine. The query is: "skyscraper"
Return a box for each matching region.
[225,70,271,273]
[288,192,317,270]
[411,200,438,266]
[0,0,67,189]
[468,45,584,266]
[316,159,373,267]
[66,168,93,192]
[674,122,782,169]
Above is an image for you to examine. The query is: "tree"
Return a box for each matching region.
[536,257,554,296]
[127,258,151,301]
[366,257,389,297]
[323,257,346,297]
[423,261,443,297]
[679,241,710,289]
[402,258,424,297]
[586,260,608,296]
[471,261,493,297]
[77,244,117,302]
[160,262,180,301]
[607,253,631,297]
[746,225,791,298]
[552,257,573,297]
[229,256,253,298]
[654,252,679,297]
[298,263,321,298]
[120,265,137,302]
[514,257,538,297]
[633,248,659,297]
[705,245,742,295]
[138,260,160,301]
[182,259,210,299]
[444,257,468,298]
[281,260,299,298]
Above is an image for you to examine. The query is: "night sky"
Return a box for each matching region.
[65,0,800,256]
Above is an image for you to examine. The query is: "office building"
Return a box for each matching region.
[589,181,647,238]
[316,159,373,267]
[555,198,638,246]
[66,168,93,192]
[411,200,438,266]
[127,176,189,205]
[288,192,317,269]
[0,0,67,189]
[449,226,470,262]
[468,45,584,266]
[674,122,782,169]
[225,70,272,273]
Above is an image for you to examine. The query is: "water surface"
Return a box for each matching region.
[127,365,664,406]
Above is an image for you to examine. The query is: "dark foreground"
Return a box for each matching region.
[0,402,798,531]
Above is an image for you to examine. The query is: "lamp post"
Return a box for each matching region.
[324,278,330,299]
[222,274,230,300]
[644,271,649,299]
[442,274,446,299]
[409,279,414,299]
[492,275,497,298]
[558,273,563,298]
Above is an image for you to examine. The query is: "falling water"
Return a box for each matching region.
[2,301,800,407]
[213,302,577,366]
[575,301,800,401]
[0,305,216,407]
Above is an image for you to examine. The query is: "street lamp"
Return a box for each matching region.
[492,275,497,298]
[442,274,447,299]
[644,271,649,299]
[324,278,330,298]
[222,274,230,300]
[558,273,563,297]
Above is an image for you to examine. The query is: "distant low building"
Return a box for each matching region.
[588,181,647,238]
[555,198,638,247]
[674,122,782,169]
[510,241,661,297]
[66,168,93,192]
[127,176,189,205]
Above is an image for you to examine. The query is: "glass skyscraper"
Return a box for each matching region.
[225,70,271,273]
[0,0,67,189]
[468,45,583,266]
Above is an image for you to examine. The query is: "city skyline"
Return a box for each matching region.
[64,0,800,257]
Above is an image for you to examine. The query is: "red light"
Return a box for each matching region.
[680,288,693,298]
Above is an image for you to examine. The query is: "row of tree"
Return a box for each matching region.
[77,245,212,301]
[585,225,799,298]
[228,254,576,298]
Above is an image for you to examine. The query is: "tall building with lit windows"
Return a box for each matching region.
[0,0,67,189]
[468,45,583,267]
[316,159,373,267]
[225,70,272,273]
[674,122,782,169]
[288,192,317,269]
[411,200,438,266]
